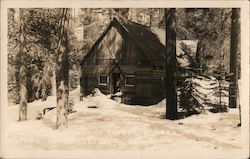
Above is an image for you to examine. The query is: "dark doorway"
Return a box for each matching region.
[112,73,121,94]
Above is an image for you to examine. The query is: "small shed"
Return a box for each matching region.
[80,16,198,105]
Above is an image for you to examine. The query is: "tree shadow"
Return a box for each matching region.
[178,111,200,119]
[159,111,200,120]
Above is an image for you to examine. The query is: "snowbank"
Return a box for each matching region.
[6,87,241,159]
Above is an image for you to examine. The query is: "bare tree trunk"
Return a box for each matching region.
[51,67,57,96]
[19,66,28,121]
[55,8,69,129]
[41,84,47,101]
[165,8,178,120]
[229,8,239,108]
[80,67,85,101]
[18,8,28,121]
[196,40,204,73]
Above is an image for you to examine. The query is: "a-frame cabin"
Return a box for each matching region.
[80,16,168,105]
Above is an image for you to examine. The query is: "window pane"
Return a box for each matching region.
[126,76,135,86]
[100,76,107,84]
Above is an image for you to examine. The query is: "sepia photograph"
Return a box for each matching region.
[1,0,249,159]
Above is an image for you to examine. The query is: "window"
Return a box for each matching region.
[125,75,135,86]
[99,75,108,85]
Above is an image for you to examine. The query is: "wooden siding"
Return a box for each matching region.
[81,23,166,105]
[84,26,123,65]
[83,25,152,69]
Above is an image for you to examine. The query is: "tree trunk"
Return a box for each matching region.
[229,8,239,108]
[165,8,178,120]
[196,40,204,73]
[51,67,57,96]
[55,8,69,129]
[149,14,152,27]
[41,84,47,101]
[18,9,28,121]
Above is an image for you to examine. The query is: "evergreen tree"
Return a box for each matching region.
[25,9,62,100]
[176,8,232,73]
[178,76,200,115]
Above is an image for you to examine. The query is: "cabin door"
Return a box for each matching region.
[111,73,121,94]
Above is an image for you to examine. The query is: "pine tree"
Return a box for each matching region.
[176,8,232,74]
[165,8,178,120]
[209,69,229,112]
[178,76,200,115]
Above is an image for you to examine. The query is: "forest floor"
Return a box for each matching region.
[6,87,241,159]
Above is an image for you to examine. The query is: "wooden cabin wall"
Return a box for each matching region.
[81,66,111,95]
[119,37,152,104]
[120,39,165,104]
[96,27,123,61]
[81,24,166,105]
[150,70,166,102]
[135,47,151,67]
[81,26,124,95]
[83,24,152,68]
[136,72,152,97]
[122,70,165,105]
[84,26,124,66]
[121,40,160,105]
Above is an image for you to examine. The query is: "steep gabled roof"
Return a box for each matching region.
[81,16,166,67]
[114,16,166,67]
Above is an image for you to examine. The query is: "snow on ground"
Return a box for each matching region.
[6,86,241,158]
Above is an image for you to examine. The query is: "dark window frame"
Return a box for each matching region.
[125,75,135,87]
[99,74,108,86]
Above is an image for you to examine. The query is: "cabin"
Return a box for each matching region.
[80,16,167,105]
[80,16,198,105]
